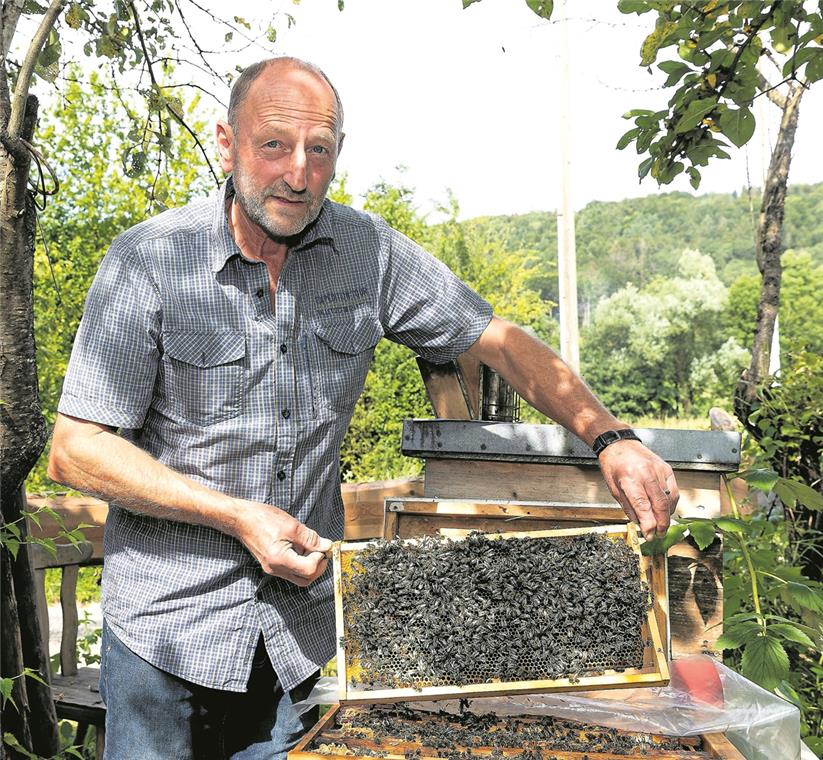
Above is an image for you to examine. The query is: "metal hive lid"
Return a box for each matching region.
[401,420,741,472]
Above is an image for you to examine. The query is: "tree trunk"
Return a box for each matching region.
[733,84,804,419]
[0,94,60,756]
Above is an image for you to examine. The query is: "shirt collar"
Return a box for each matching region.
[209,177,338,274]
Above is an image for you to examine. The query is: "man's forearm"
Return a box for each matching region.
[48,413,331,584]
[48,414,246,535]
[468,318,623,444]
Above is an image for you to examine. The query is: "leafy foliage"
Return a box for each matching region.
[580,251,747,417]
[27,71,211,491]
[617,1,823,186]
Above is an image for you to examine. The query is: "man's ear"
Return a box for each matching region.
[337,132,345,158]
[215,120,235,173]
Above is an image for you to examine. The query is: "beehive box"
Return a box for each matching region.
[289,703,746,759]
[401,421,740,659]
[333,524,668,703]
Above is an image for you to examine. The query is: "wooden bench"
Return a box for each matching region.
[32,541,105,759]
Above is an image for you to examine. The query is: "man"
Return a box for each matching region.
[49,57,678,759]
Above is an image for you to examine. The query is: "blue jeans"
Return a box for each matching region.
[99,622,320,759]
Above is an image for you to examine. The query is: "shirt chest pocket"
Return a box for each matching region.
[309,316,382,414]
[161,330,246,425]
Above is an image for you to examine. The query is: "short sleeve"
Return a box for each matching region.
[378,224,493,364]
[58,238,161,429]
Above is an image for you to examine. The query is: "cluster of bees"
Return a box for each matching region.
[342,532,652,689]
[310,704,704,757]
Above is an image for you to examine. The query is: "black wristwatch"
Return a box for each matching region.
[591,428,642,457]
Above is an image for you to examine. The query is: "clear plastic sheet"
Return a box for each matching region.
[294,657,800,760]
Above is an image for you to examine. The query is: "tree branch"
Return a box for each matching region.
[755,69,789,109]
[167,105,220,186]
[1,0,26,59]
[7,0,66,138]
[175,2,222,81]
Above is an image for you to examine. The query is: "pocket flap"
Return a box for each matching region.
[163,331,245,367]
[315,317,382,355]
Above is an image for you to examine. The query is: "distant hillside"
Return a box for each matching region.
[462,182,823,305]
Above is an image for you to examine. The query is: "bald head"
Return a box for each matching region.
[227,57,344,138]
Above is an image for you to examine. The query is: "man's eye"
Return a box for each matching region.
[265,140,282,149]
[308,145,329,155]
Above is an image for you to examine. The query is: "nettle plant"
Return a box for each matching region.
[643,468,823,713]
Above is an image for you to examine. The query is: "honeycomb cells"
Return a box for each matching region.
[342,532,653,690]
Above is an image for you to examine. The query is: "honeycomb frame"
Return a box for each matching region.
[333,524,669,703]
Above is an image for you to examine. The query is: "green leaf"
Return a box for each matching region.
[4,538,20,560]
[687,166,701,189]
[658,60,691,87]
[674,97,716,134]
[767,623,816,649]
[525,0,553,20]
[718,106,755,148]
[736,467,779,493]
[713,516,747,535]
[775,478,823,511]
[22,668,46,686]
[4,522,20,539]
[741,636,790,690]
[22,0,47,12]
[623,108,654,119]
[807,51,823,83]
[641,522,688,555]
[715,621,761,650]
[783,581,823,613]
[0,678,13,705]
[638,156,653,180]
[640,20,678,66]
[618,0,651,14]
[224,31,233,43]
[233,15,251,29]
[685,519,717,550]
[65,3,83,29]
[775,680,804,709]
[337,0,345,9]
[616,127,642,150]
[462,0,482,7]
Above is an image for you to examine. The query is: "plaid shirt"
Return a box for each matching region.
[58,179,492,692]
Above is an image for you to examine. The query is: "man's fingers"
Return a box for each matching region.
[664,471,680,514]
[617,479,659,541]
[264,542,329,583]
[291,523,333,555]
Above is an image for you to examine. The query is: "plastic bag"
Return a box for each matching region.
[293,657,800,760]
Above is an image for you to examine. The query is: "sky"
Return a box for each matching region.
[21,0,820,221]
[237,0,822,221]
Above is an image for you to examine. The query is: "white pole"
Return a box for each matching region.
[556,0,580,372]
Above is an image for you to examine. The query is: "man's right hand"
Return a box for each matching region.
[233,500,332,587]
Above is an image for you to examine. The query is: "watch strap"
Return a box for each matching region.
[591,428,641,457]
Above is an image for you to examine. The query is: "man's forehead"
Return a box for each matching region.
[241,66,339,128]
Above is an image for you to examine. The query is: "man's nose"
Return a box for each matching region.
[284,147,308,193]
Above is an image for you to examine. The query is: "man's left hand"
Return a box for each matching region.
[596,440,679,540]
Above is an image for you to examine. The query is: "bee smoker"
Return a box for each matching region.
[480,365,520,422]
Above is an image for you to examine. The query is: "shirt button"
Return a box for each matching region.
[256,288,265,298]
[281,409,291,419]
[280,343,288,354]
[277,470,287,481]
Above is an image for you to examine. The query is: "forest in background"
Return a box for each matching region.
[25,74,823,490]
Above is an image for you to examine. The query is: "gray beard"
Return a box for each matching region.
[232,175,323,240]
